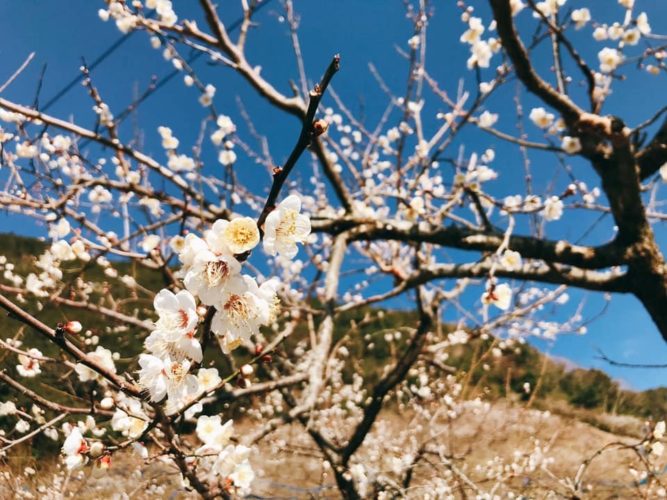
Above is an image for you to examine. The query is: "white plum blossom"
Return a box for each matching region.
[467,40,493,69]
[543,196,564,221]
[211,275,271,353]
[197,367,222,393]
[16,348,43,377]
[196,415,234,451]
[151,0,177,25]
[50,218,71,239]
[0,401,17,416]
[61,427,88,470]
[89,185,113,204]
[16,141,37,158]
[533,0,565,17]
[571,8,591,29]
[467,165,498,183]
[478,111,498,128]
[212,217,260,255]
[448,330,469,345]
[72,240,91,261]
[158,126,179,149]
[15,419,30,433]
[51,240,76,261]
[153,289,199,335]
[177,233,209,270]
[637,12,651,35]
[622,29,640,46]
[212,444,252,483]
[218,149,237,166]
[74,346,116,383]
[262,195,311,259]
[659,163,667,182]
[145,289,202,362]
[169,235,185,253]
[211,115,236,145]
[510,0,525,15]
[111,398,149,439]
[141,234,161,253]
[138,354,199,405]
[561,136,582,154]
[26,273,48,297]
[199,83,216,107]
[168,154,196,171]
[607,23,624,41]
[598,48,623,73]
[652,442,665,457]
[593,26,608,41]
[482,282,513,310]
[139,197,162,217]
[500,250,523,271]
[460,17,484,45]
[184,249,241,306]
[529,107,554,129]
[230,461,255,490]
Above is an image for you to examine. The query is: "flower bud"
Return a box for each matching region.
[89,442,104,458]
[98,455,112,469]
[312,119,329,137]
[100,398,114,410]
[65,321,82,334]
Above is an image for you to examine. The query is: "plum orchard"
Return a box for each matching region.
[1,0,667,498]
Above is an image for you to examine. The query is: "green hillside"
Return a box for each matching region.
[0,231,665,431]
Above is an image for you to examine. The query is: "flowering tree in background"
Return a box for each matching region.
[0,0,666,497]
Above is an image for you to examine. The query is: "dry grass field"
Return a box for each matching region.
[1,401,656,499]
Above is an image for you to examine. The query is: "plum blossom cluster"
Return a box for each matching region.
[122,195,309,485]
[99,0,177,33]
[194,416,255,492]
[52,192,310,488]
[459,14,501,69]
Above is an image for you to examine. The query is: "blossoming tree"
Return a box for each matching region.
[0,0,666,497]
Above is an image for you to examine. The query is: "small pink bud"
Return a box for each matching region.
[98,455,111,469]
[66,321,83,334]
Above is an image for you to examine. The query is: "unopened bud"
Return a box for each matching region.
[89,442,104,458]
[240,364,254,377]
[223,477,234,491]
[100,397,114,410]
[65,321,82,334]
[98,454,112,469]
[312,119,329,137]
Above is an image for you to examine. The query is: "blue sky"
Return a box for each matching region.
[1,1,666,390]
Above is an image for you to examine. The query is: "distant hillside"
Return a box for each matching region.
[327,303,667,421]
[0,232,665,425]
